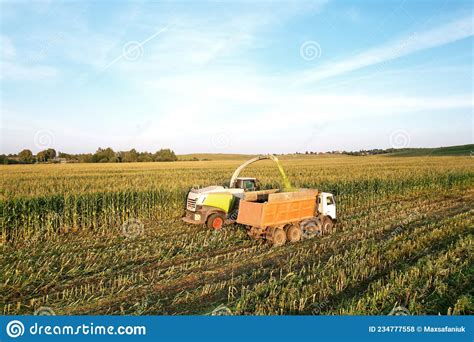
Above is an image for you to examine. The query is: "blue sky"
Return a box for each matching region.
[1,0,473,154]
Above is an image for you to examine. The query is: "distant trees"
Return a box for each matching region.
[36,151,46,162]
[92,147,118,163]
[138,153,153,162]
[0,154,19,164]
[58,152,72,159]
[37,148,56,162]
[89,147,177,163]
[18,149,34,163]
[78,154,94,163]
[154,148,177,162]
[2,147,178,164]
[121,149,139,163]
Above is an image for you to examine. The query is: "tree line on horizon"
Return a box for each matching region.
[0,147,177,164]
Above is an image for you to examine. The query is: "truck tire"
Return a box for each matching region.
[322,216,334,235]
[300,217,322,239]
[207,213,225,230]
[285,224,301,243]
[267,227,287,247]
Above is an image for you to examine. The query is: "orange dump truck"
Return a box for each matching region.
[236,189,337,247]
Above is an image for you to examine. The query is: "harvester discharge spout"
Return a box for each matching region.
[229,154,292,190]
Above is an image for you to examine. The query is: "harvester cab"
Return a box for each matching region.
[234,177,259,192]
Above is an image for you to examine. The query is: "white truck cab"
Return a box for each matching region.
[318,192,336,220]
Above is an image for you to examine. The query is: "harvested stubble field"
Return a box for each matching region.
[1,155,473,315]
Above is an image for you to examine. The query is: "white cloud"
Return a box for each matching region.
[298,15,474,84]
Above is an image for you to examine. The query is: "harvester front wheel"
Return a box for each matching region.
[207,213,225,230]
[267,227,287,247]
[285,224,301,243]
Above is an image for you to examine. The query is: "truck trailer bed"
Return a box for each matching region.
[236,189,318,228]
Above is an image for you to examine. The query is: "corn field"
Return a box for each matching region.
[1,155,473,315]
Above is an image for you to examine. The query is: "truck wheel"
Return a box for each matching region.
[248,226,265,239]
[322,216,334,235]
[267,227,287,247]
[300,218,322,239]
[285,224,301,243]
[207,213,225,230]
